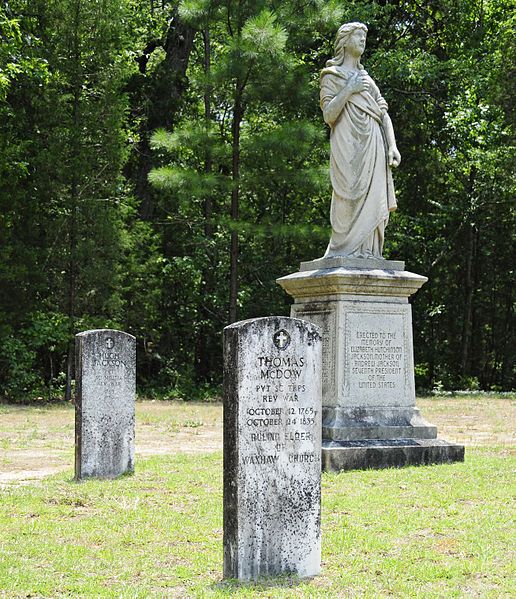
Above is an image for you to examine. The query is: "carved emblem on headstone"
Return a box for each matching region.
[105,337,115,349]
[273,329,290,350]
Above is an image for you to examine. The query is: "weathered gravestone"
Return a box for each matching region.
[223,317,322,580]
[75,329,136,480]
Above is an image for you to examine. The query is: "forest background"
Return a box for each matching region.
[0,0,514,402]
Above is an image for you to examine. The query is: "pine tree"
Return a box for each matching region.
[148,0,342,383]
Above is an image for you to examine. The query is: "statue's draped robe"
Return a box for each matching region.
[320,66,397,258]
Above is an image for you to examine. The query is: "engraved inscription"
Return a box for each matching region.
[258,355,305,380]
[350,330,403,389]
[240,351,320,465]
[344,310,408,403]
[93,352,127,368]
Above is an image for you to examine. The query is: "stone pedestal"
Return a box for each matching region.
[277,257,464,471]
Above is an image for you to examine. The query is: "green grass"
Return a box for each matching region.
[1,448,514,598]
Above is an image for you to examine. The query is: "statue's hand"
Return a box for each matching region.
[347,72,369,95]
[377,97,389,113]
[388,146,401,168]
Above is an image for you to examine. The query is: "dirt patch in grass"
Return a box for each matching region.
[0,400,222,485]
[0,396,513,484]
[418,396,515,447]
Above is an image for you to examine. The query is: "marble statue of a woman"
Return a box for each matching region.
[321,22,401,259]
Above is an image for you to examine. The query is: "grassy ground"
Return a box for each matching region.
[0,396,514,597]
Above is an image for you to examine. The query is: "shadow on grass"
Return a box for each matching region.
[210,574,310,594]
[71,469,136,484]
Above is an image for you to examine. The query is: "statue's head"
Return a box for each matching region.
[327,22,368,68]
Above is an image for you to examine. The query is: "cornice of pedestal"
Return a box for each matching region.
[277,263,428,300]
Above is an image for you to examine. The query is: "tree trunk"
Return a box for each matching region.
[460,222,475,377]
[65,0,81,402]
[132,7,195,219]
[65,176,78,402]
[229,89,243,324]
[460,167,478,378]
[194,27,216,382]
[202,27,213,241]
[500,284,514,389]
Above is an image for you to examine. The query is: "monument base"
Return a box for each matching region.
[277,256,465,472]
[322,438,465,471]
[322,406,437,441]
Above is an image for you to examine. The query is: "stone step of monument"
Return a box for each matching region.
[323,423,438,441]
[278,266,428,299]
[322,438,465,471]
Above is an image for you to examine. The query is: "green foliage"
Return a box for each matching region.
[0,334,40,401]
[0,0,136,399]
[0,312,69,401]
[0,0,514,398]
[240,10,287,59]
[179,0,212,22]
[0,9,49,100]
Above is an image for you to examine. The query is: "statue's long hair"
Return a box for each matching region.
[326,22,368,69]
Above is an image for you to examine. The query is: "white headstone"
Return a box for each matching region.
[75,329,136,479]
[223,317,322,580]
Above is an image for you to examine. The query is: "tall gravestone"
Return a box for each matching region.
[223,317,322,580]
[277,22,464,471]
[75,329,136,480]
